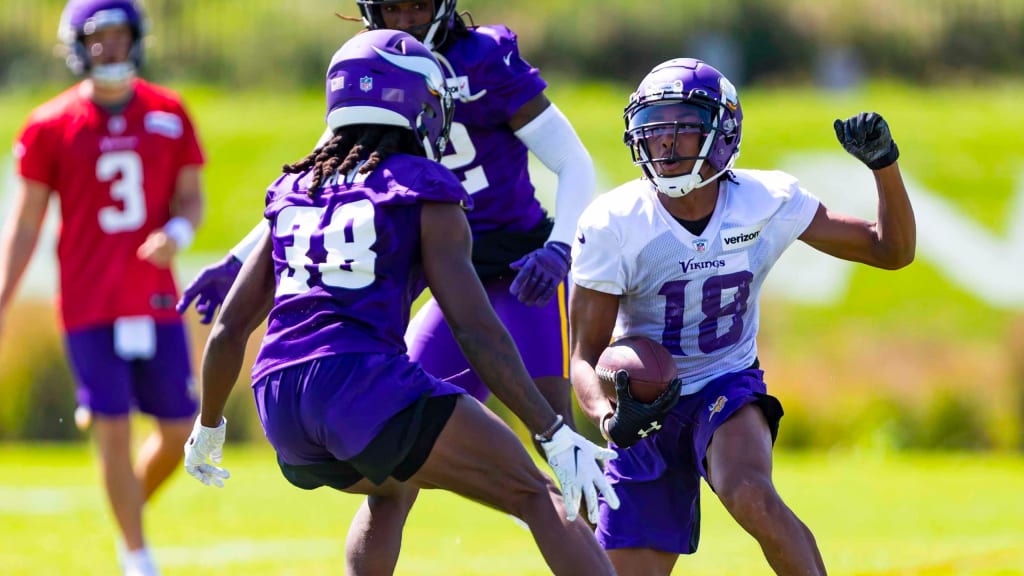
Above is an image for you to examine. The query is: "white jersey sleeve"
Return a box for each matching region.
[571,171,819,394]
[573,184,635,295]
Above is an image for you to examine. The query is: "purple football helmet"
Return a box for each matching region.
[58,0,147,85]
[356,0,458,50]
[325,29,453,161]
[624,58,742,197]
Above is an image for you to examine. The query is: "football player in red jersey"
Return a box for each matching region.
[0,1,204,574]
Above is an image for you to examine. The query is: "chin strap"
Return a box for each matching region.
[652,164,732,198]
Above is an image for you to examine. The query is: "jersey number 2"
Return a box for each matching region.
[97,151,146,233]
[275,199,378,296]
[440,122,488,195]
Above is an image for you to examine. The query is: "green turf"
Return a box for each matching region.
[1,443,1021,575]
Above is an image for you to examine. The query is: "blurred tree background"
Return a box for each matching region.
[2,0,1023,451]
[3,0,1024,89]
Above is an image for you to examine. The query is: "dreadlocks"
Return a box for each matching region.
[282,125,422,198]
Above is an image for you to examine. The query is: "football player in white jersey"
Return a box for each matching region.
[569,58,915,575]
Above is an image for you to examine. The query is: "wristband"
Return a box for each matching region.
[164,216,195,251]
[534,414,564,443]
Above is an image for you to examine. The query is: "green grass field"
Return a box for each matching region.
[1,443,1022,575]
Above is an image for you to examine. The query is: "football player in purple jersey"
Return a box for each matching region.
[569,58,915,575]
[177,1,597,571]
[183,30,618,576]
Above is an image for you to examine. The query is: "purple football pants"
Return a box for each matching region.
[596,368,783,555]
[64,322,196,419]
[405,275,569,401]
[253,352,464,465]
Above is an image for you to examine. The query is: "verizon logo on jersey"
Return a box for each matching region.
[720,223,765,251]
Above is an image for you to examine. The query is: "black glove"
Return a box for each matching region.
[603,370,682,448]
[833,112,900,170]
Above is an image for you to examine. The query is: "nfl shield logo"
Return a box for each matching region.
[693,238,708,252]
[360,76,373,92]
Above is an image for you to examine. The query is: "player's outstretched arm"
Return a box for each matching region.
[0,179,51,339]
[508,95,596,307]
[799,112,916,269]
[176,222,267,324]
[185,231,274,487]
[421,201,618,522]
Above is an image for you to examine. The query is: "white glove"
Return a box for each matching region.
[540,424,620,523]
[184,416,231,488]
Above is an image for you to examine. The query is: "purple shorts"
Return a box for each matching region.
[405,274,569,401]
[64,322,196,419]
[596,368,783,555]
[253,352,464,467]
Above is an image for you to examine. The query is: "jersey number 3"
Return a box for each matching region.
[97,151,146,234]
[275,199,378,296]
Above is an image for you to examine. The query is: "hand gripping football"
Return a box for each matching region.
[595,336,677,403]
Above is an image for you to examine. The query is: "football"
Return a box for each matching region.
[595,335,677,403]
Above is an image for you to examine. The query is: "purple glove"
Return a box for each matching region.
[175,255,243,324]
[509,241,571,307]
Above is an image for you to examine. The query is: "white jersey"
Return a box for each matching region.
[572,169,820,394]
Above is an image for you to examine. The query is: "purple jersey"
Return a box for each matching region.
[252,154,469,381]
[439,25,548,236]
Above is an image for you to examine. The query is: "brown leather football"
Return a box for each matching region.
[595,335,677,403]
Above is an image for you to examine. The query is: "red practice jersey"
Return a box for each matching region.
[14,80,205,331]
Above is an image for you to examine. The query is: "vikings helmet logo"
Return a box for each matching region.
[720,77,739,111]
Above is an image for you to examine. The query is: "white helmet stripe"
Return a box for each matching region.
[371,46,445,94]
[327,106,409,132]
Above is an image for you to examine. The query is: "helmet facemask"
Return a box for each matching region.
[356,0,458,51]
[626,101,721,198]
